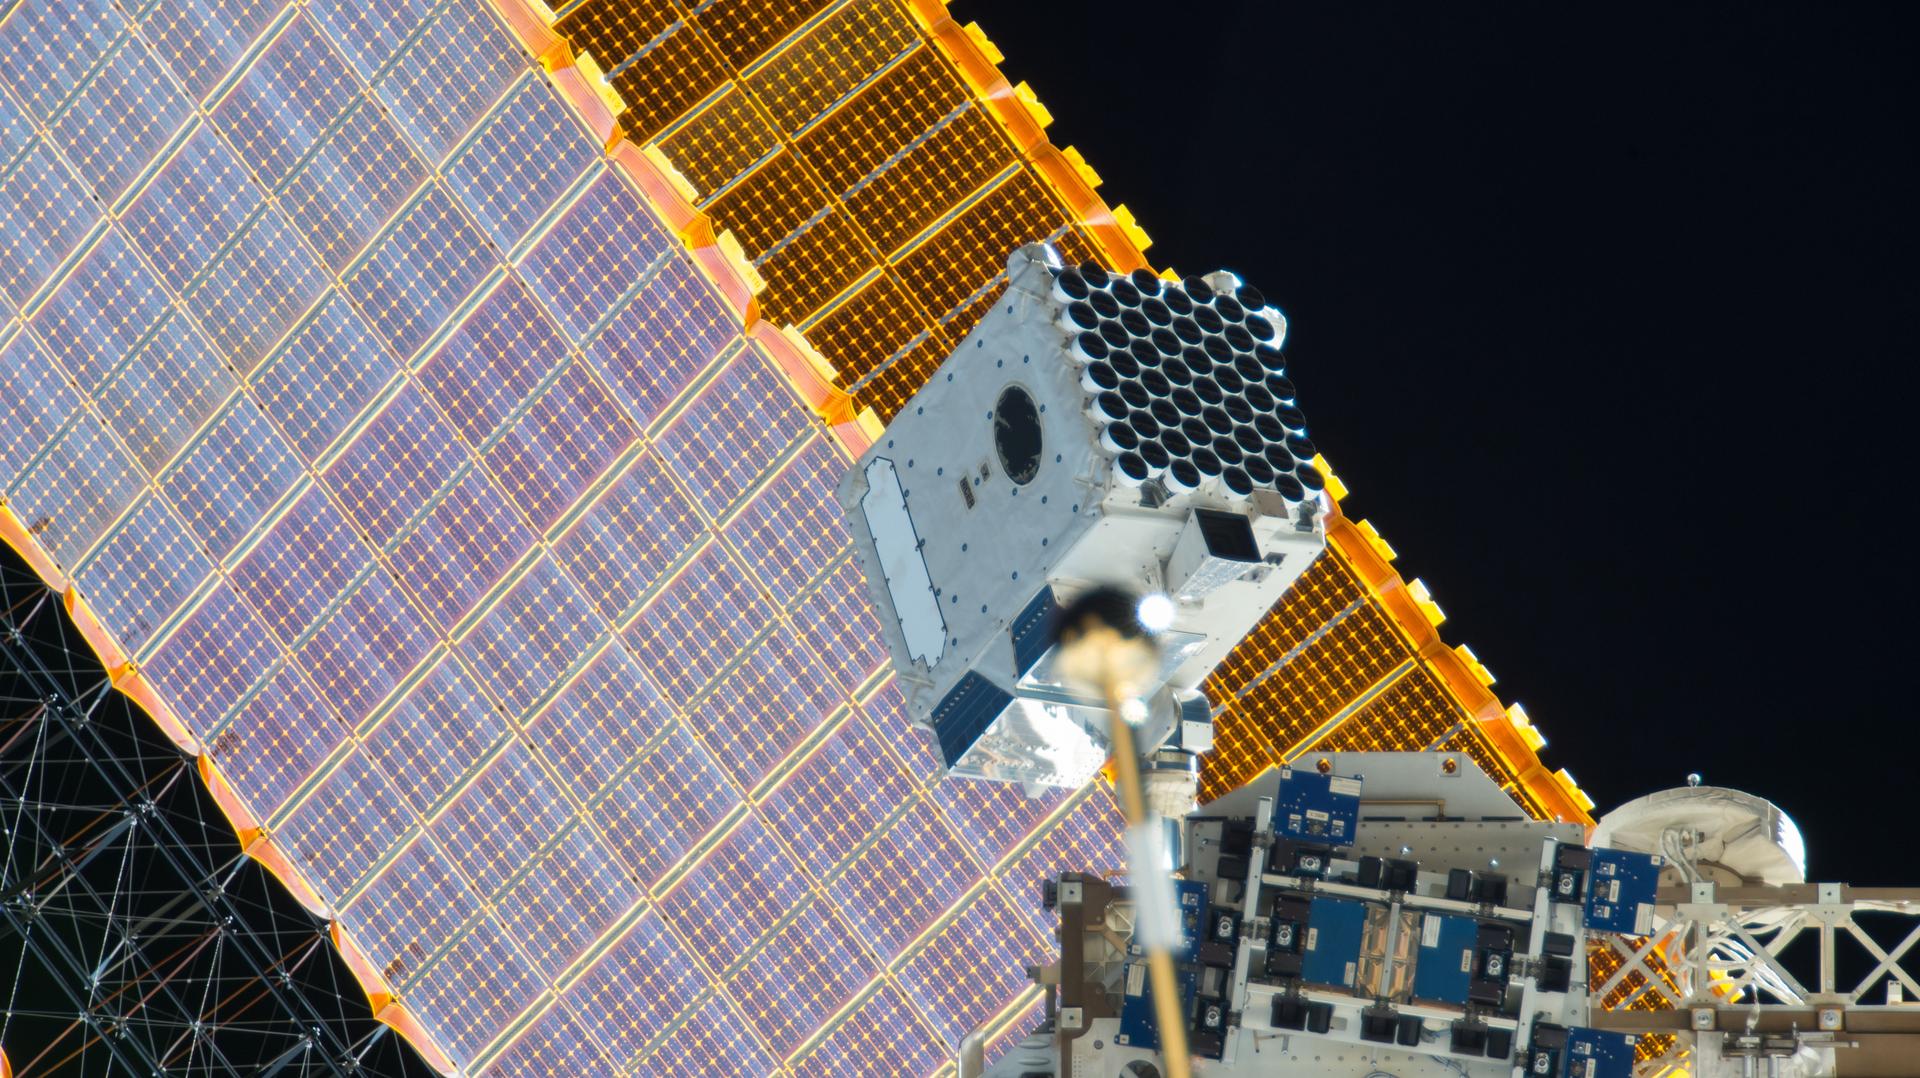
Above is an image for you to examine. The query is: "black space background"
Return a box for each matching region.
[951,1,1920,882]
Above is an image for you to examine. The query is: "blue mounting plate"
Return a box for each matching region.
[1584,847,1662,936]
[1565,1026,1636,1078]
[1116,962,1197,1050]
[1412,912,1478,1005]
[1273,767,1362,847]
[1301,896,1368,988]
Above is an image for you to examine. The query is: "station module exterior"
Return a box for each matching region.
[840,244,1327,788]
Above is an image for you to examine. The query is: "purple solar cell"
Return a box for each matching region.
[404,910,543,1064]
[862,677,945,782]
[434,746,576,889]
[568,911,708,1069]
[120,126,262,292]
[483,360,638,533]
[325,383,467,547]
[655,347,809,518]
[727,899,877,1059]
[897,884,1051,1043]
[660,813,811,975]
[523,644,673,803]
[518,170,672,341]
[833,807,983,962]
[0,142,98,307]
[345,183,495,361]
[0,335,82,484]
[794,557,894,695]
[0,0,118,122]
[251,293,398,456]
[211,16,362,190]
[360,655,508,814]
[75,494,212,654]
[760,709,921,880]
[298,568,437,725]
[1004,786,1128,936]
[207,664,348,820]
[929,769,1071,869]
[444,76,595,251]
[164,396,304,561]
[552,449,700,624]
[481,999,619,1078]
[687,639,842,793]
[417,278,568,445]
[599,722,739,890]
[140,0,285,101]
[722,436,849,605]
[587,257,736,427]
[640,991,777,1078]
[140,584,280,729]
[494,823,638,979]
[341,833,483,990]
[229,489,372,646]
[623,544,774,693]
[385,464,536,632]
[33,228,170,392]
[275,748,417,900]
[460,556,605,719]
[794,983,949,1077]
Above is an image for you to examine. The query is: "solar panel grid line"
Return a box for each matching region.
[139,0,292,108]
[633,986,781,1077]
[1272,656,1420,763]
[1209,592,1370,714]
[55,35,197,208]
[69,491,215,654]
[891,880,1054,1040]
[621,776,754,909]
[661,93,784,208]
[790,978,953,1076]
[440,78,599,258]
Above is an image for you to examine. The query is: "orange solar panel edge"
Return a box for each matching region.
[523,0,1589,829]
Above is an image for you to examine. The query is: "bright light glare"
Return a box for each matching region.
[1136,592,1176,633]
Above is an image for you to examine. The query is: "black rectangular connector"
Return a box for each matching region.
[1542,931,1576,957]
[1450,1022,1488,1056]
[1446,867,1474,901]
[1469,922,1515,1005]
[1199,909,1240,969]
[1395,1015,1424,1047]
[1551,845,1593,904]
[1485,1026,1514,1059]
[1383,857,1419,892]
[1277,840,1332,879]
[1356,855,1384,889]
[1190,996,1228,1060]
[1263,895,1311,979]
[1472,873,1509,907]
[1359,1009,1399,1044]
[1536,954,1573,993]
[1220,818,1255,859]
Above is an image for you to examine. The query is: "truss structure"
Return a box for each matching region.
[0,546,431,1078]
[1593,882,1920,1077]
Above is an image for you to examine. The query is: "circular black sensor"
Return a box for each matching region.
[994,385,1043,485]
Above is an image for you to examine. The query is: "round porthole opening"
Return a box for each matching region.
[994,385,1043,485]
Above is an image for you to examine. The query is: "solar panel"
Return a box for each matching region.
[0,0,1587,1073]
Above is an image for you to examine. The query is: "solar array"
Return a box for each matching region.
[0,0,1588,1074]
[0,0,1128,1072]
[561,0,1581,819]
